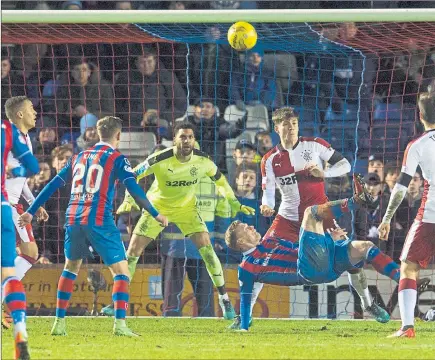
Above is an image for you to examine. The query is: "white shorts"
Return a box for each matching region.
[12,204,35,245]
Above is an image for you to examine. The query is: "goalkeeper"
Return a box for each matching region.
[102,122,254,319]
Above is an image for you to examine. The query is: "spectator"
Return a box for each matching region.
[227,138,260,185]
[115,48,187,128]
[77,126,99,151]
[233,163,258,199]
[183,98,245,170]
[1,55,25,118]
[51,144,74,174]
[383,165,400,194]
[231,45,283,110]
[354,172,393,250]
[115,1,132,9]
[40,145,74,263]
[367,154,385,182]
[33,160,52,194]
[79,113,98,136]
[33,116,58,157]
[61,1,83,9]
[11,44,46,109]
[255,131,273,157]
[56,58,114,132]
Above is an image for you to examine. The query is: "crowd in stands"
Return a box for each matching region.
[2,0,434,315]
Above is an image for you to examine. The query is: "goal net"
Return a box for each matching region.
[2,10,434,320]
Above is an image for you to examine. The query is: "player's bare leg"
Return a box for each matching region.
[51,259,82,336]
[388,260,419,338]
[101,234,153,317]
[2,267,30,360]
[109,260,139,337]
[190,231,235,320]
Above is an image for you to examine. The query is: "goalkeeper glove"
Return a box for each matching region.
[228,199,256,218]
[116,191,140,214]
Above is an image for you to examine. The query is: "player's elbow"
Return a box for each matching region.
[342,159,351,174]
[28,160,40,176]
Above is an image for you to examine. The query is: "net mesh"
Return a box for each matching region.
[2,20,434,319]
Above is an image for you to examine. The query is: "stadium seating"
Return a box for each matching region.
[119,132,157,158]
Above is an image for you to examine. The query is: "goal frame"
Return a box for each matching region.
[2,8,435,24]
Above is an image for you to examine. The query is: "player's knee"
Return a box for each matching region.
[64,259,81,274]
[351,240,374,257]
[19,242,39,260]
[304,207,314,221]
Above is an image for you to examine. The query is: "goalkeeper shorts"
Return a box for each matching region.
[133,207,208,240]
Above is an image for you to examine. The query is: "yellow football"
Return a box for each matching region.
[227,21,257,51]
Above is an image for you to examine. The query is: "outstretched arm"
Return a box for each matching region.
[379,140,419,240]
[24,175,65,217]
[261,154,276,216]
[212,170,255,217]
[324,153,351,178]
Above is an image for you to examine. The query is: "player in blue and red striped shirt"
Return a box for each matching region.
[19,116,168,337]
[225,175,408,331]
[2,97,40,360]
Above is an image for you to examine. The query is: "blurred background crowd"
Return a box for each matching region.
[2,0,435,315]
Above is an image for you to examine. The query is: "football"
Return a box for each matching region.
[227,21,257,51]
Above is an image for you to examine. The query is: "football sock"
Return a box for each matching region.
[348,271,372,309]
[55,270,77,318]
[366,246,400,282]
[127,256,140,281]
[198,244,225,290]
[398,278,417,329]
[113,274,130,321]
[2,277,27,338]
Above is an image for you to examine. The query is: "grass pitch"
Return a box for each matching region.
[2,317,434,359]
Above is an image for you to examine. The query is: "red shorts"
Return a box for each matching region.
[264,214,336,243]
[13,204,35,246]
[400,220,435,269]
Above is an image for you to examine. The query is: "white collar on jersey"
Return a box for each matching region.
[96,141,115,149]
[242,248,256,256]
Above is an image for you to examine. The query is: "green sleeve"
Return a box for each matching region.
[134,158,155,181]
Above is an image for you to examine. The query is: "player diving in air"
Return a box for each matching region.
[225,175,427,331]
[101,122,255,319]
[2,103,40,360]
[19,116,168,337]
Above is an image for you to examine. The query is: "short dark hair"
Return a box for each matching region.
[97,116,123,141]
[418,92,435,124]
[4,96,31,121]
[272,107,299,125]
[384,165,400,177]
[173,122,195,137]
[235,162,258,181]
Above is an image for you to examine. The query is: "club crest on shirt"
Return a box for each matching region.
[190,166,198,177]
[302,150,312,162]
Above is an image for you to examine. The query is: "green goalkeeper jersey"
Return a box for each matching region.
[134,147,225,210]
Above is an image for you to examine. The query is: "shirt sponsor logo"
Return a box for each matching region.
[278,174,297,186]
[165,179,198,187]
